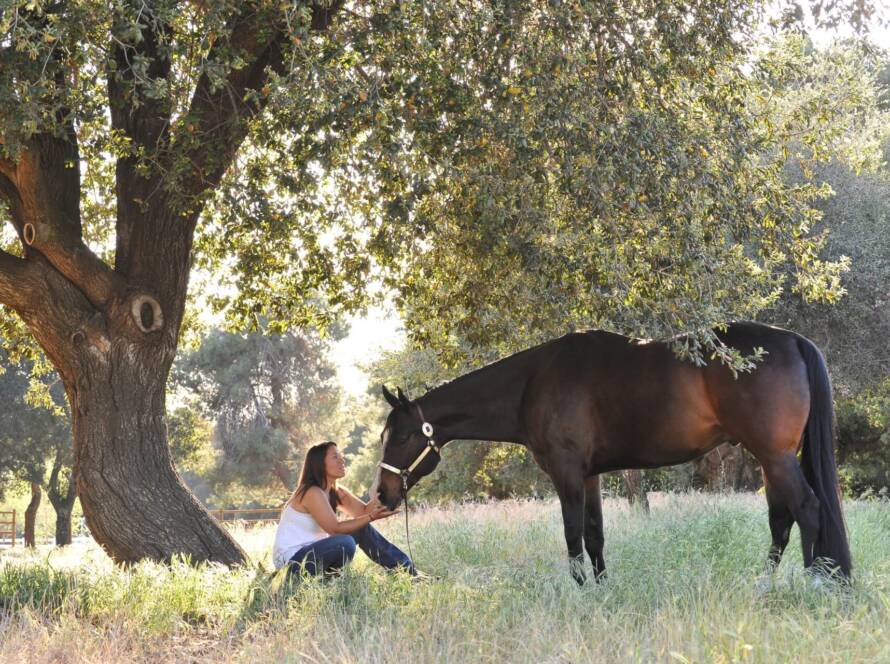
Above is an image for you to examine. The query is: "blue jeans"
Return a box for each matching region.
[287,524,415,577]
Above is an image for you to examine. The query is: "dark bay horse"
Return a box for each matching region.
[371,322,851,584]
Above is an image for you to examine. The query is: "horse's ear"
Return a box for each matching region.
[381,385,400,409]
[396,387,412,406]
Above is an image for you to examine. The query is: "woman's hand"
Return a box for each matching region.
[364,496,383,514]
[369,504,400,521]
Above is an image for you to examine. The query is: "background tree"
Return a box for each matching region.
[0,0,882,563]
[172,325,343,503]
[0,351,69,546]
[764,44,890,493]
[45,441,77,546]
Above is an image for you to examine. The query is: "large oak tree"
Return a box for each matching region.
[0,0,878,564]
[0,0,344,564]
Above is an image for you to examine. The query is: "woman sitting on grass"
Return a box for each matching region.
[272,440,415,578]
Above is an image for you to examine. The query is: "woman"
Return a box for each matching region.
[272,441,416,577]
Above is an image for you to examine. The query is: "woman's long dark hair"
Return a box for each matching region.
[290,441,340,512]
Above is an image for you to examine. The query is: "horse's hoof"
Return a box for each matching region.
[569,557,587,586]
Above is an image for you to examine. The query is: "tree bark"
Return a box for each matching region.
[55,506,73,546]
[24,482,42,548]
[47,446,77,546]
[622,469,649,513]
[70,346,246,565]
[693,444,762,492]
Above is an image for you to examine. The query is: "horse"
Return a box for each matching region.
[370,322,851,585]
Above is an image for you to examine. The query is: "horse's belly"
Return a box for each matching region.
[592,414,726,472]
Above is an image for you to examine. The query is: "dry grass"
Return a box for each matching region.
[2,493,889,663]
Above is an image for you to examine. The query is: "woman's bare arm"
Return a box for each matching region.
[335,486,380,518]
[302,487,396,534]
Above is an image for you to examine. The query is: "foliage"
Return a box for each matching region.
[835,378,890,495]
[172,2,858,370]
[755,44,890,496]
[166,405,215,474]
[765,42,890,389]
[770,151,890,390]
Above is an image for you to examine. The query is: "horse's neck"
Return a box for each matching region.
[418,350,536,445]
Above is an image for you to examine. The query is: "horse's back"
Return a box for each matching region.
[521,323,812,472]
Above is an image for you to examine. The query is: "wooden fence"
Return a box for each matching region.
[0,510,15,548]
[210,508,281,526]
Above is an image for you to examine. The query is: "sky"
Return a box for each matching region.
[329,304,404,397]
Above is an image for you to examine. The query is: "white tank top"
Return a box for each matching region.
[272,504,329,569]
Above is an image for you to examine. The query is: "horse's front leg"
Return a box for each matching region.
[554,472,587,586]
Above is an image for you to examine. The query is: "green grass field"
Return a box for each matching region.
[2,493,889,663]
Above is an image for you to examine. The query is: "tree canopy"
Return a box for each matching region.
[194,3,864,367]
[2,1,870,361]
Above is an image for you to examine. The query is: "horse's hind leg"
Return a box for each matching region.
[584,475,606,580]
[550,469,587,586]
[761,453,820,569]
[764,476,795,569]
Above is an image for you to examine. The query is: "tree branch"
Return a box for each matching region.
[108,1,174,275]
[166,0,345,210]
[3,0,129,312]
[0,247,40,312]
[116,1,345,336]
[166,9,286,204]
[3,143,125,309]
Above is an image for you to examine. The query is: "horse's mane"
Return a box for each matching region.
[422,335,559,400]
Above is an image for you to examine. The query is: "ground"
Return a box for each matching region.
[1,493,889,663]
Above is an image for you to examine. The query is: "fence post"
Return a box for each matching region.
[0,510,15,548]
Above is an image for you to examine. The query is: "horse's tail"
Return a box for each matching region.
[796,336,852,578]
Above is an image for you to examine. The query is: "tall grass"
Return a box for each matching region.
[1,493,889,663]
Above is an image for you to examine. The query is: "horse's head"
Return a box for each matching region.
[372,385,442,510]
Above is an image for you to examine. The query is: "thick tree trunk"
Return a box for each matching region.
[24,482,42,548]
[70,350,246,565]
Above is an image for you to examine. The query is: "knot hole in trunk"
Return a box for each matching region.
[130,295,164,333]
[23,223,36,245]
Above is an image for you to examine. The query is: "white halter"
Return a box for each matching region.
[378,406,440,491]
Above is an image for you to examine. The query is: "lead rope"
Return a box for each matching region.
[402,475,414,570]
